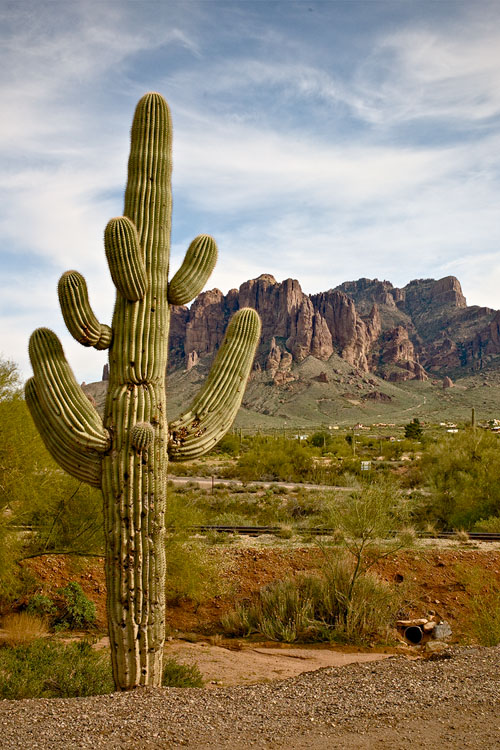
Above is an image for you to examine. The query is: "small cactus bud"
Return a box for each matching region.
[131,422,154,451]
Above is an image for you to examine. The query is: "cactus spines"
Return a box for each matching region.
[169,307,261,460]
[168,234,218,306]
[58,271,113,349]
[26,92,260,690]
[25,377,102,487]
[104,217,147,301]
[28,328,110,454]
[131,421,154,451]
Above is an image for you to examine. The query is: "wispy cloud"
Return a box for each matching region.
[1,1,499,382]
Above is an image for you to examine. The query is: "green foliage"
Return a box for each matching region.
[457,565,500,646]
[404,418,423,440]
[222,556,400,645]
[232,436,314,482]
[212,433,241,456]
[165,538,225,604]
[55,582,96,630]
[473,516,500,533]
[26,594,57,620]
[419,429,500,529]
[162,657,204,687]
[0,639,114,699]
[0,356,104,609]
[0,356,21,401]
[324,479,414,599]
[27,479,104,555]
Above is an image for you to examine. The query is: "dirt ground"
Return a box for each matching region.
[17,539,500,689]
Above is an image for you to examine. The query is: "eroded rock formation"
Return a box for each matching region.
[164,273,499,383]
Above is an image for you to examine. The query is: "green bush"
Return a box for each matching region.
[211,433,241,456]
[404,418,423,440]
[0,639,114,699]
[222,557,400,645]
[165,540,225,604]
[56,582,96,629]
[231,436,315,483]
[26,593,57,620]
[162,657,204,687]
[457,566,500,646]
[419,429,500,529]
[473,516,500,533]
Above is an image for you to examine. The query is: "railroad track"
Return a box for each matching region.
[190,525,500,541]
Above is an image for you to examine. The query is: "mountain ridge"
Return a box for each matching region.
[88,274,500,427]
[168,273,500,383]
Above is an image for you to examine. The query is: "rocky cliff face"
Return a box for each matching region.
[166,274,499,382]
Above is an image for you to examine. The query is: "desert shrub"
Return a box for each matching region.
[211,433,241,456]
[26,593,57,620]
[55,582,96,630]
[165,540,225,604]
[222,555,400,645]
[222,478,412,646]
[0,526,33,608]
[231,436,314,483]
[473,516,500,533]
[419,429,500,529]
[457,565,500,646]
[27,480,104,555]
[323,479,414,599]
[404,418,423,440]
[1,612,49,646]
[162,657,204,687]
[0,639,114,699]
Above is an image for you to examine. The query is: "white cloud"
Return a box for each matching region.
[2,1,500,383]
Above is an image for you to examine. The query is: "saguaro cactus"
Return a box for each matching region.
[25,93,261,690]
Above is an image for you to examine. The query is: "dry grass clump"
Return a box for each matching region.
[1,612,49,646]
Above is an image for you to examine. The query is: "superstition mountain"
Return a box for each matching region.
[90,273,500,426]
[167,274,500,382]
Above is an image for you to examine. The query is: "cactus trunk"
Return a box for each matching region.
[26,93,261,691]
[101,95,170,688]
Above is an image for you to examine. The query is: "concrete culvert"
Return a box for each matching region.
[404,625,423,644]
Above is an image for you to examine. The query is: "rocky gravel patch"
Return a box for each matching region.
[1,646,499,749]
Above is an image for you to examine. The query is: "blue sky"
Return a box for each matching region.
[1,0,500,382]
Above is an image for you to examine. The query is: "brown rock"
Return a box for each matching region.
[185,288,227,358]
[273,371,295,386]
[186,350,199,371]
[364,391,392,402]
[266,337,282,375]
[442,376,453,389]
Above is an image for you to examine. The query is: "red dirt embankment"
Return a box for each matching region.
[21,543,500,642]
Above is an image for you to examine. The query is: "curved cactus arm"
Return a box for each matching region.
[58,271,112,349]
[168,307,261,460]
[105,216,147,301]
[168,234,218,306]
[25,378,102,487]
[28,328,111,454]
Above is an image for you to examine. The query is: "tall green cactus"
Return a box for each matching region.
[25,93,261,690]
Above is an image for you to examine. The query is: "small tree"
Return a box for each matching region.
[404,418,423,440]
[323,479,414,606]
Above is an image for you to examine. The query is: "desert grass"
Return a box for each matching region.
[1,612,49,646]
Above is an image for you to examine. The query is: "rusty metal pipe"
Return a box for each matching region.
[404,625,423,644]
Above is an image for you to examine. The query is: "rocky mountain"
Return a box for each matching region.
[167,273,499,384]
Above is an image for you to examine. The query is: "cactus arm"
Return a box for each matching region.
[168,307,260,460]
[104,216,147,301]
[25,378,102,487]
[168,234,218,306]
[58,271,112,349]
[28,328,110,453]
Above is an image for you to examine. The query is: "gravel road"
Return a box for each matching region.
[1,646,499,749]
